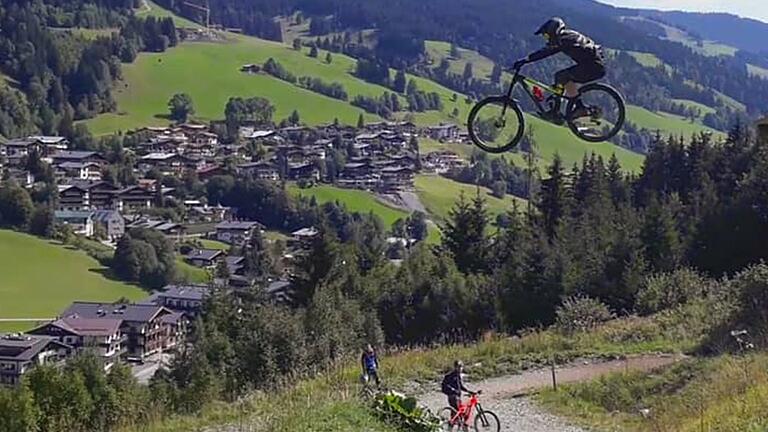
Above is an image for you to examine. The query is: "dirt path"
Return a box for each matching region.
[418,354,685,432]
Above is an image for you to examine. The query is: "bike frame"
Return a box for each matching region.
[503,67,575,116]
[449,393,484,425]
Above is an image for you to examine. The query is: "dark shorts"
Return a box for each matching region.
[555,62,606,84]
[448,395,461,411]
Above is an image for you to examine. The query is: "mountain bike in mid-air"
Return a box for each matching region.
[467,64,626,153]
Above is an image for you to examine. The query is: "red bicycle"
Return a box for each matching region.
[439,391,500,432]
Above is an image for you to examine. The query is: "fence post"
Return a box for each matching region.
[550,355,557,391]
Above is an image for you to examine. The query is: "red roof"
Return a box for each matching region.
[54,317,122,336]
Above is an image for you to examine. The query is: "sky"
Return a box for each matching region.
[596,0,768,23]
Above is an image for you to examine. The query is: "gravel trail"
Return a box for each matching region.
[418,354,685,432]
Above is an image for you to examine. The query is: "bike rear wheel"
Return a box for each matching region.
[566,83,625,143]
[439,407,464,432]
[467,96,525,153]
[474,409,501,432]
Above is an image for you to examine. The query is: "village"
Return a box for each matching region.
[0,119,471,385]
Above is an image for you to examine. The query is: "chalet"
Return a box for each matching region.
[266,280,293,304]
[51,151,107,166]
[55,162,102,181]
[424,151,466,174]
[215,144,245,159]
[184,142,216,159]
[92,210,125,241]
[215,220,262,245]
[160,312,188,351]
[0,334,72,386]
[757,116,768,140]
[184,248,226,268]
[31,136,69,154]
[139,136,184,154]
[289,227,319,250]
[139,153,203,175]
[28,317,124,371]
[126,219,185,239]
[196,164,226,180]
[287,162,320,182]
[61,302,176,360]
[146,284,211,317]
[427,124,460,142]
[5,169,35,188]
[54,210,95,237]
[225,256,246,275]
[4,138,41,166]
[188,204,232,223]
[380,166,415,191]
[239,127,277,141]
[58,181,119,211]
[238,161,280,181]
[355,132,381,146]
[341,162,377,178]
[114,186,155,212]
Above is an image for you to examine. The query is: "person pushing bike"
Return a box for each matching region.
[442,360,477,414]
[513,17,606,124]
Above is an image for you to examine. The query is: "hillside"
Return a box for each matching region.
[0,230,146,332]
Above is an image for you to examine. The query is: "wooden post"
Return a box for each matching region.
[550,356,557,391]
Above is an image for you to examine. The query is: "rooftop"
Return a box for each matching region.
[0,334,69,361]
[157,284,211,302]
[216,221,262,230]
[185,248,225,262]
[62,302,170,323]
[49,317,122,337]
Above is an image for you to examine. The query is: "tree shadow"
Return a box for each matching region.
[153,113,174,121]
[88,268,147,291]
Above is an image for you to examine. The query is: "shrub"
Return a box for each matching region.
[372,391,440,432]
[636,268,710,315]
[555,296,615,334]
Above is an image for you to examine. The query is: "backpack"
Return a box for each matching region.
[441,373,453,395]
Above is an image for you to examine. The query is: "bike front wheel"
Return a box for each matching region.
[566,83,625,143]
[474,409,501,432]
[467,96,525,154]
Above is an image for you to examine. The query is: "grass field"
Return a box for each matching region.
[138,0,202,28]
[176,258,211,283]
[747,63,768,80]
[670,98,716,117]
[415,174,526,221]
[198,239,231,250]
[287,184,409,227]
[0,230,146,332]
[627,105,723,138]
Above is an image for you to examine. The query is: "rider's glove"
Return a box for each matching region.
[512,58,528,70]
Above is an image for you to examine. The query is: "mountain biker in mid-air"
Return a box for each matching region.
[442,360,477,418]
[513,17,606,124]
[361,344,381,387]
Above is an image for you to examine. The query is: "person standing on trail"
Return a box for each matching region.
[361,344,381,386]
[441,360,476,413]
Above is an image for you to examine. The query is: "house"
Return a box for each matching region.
[757,116,768,140]
[188,204,232,223]
[54,210,95,237]
[427,124,460,142]
[289,227,319,250]
[225,256,246,275]
[139,153,203,175]
[160,312,188,351]
[215,221,262,245]
[184,248,226,268]
[58,181,119,211]
[5,169,35,188]
[51,151,107,166]
[196,164,226,180]
[0,334,72,386]
[114,186,155,212]
[266,280,293,304]
[31,136,69,154]
[380,166,415,191]
[27,317,124,371]
[55,162,103,181]
[146,284,211,317]
[61,302,176,360]
[126,219,185,240]
[238,161,280,181]
[92,210,125,241]
[4,138,41,166]
[287,163,320,182]
[424,151,466,174]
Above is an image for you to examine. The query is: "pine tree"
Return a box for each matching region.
[393,69,407,93]
[538,154,567,238]
[463,62,474,81]
[288,109,300,125]
[406,79,418,96]
[491,63,502,84]
[292,38,302,50]
[309,44,319,58]
[640,195,682,272]
[325,52,333,64]
[450,43,460,59]
[357,113,365,129]
[442,192,489,274]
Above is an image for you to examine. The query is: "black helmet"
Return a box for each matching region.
[535,17,566,38]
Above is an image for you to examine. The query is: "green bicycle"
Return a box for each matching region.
[467,64,626,153]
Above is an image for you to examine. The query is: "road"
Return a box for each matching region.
[130,352,173,384]
[418,354,685,432]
